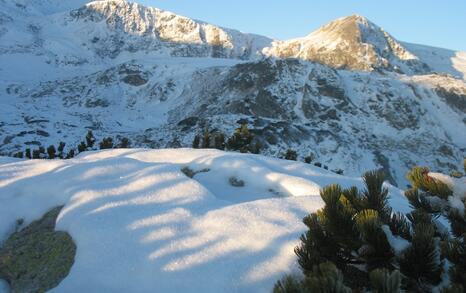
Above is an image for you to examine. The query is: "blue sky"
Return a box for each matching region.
[138,0,466,51]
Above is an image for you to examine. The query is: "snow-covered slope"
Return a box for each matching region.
[0,0,465,187]
[404,42,466,80]
[0,149,410,292]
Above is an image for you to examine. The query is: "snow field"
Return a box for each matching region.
[0,148,411,292]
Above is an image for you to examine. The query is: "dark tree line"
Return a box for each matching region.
[12,131,132,160]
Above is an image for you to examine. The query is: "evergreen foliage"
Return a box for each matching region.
[398,223,442,290]
[117,137,131,148]
[85,130,96,148]
[361,170,391,221]
[279,162,466,292]
[201,129,211,148]
[304,153,315,164]
[213,133,225,150]
[273,275,302,293]
[283,149,298,161]
[369,269,401,293]
[274,262,352,293]
[226,124,259,153]
[46,145,56,159]
[99,137,113,149]
[77,141,87,153]
[57,142,66,159]
[65,149,75,159]
[32,149,40,159]
[407,167,452,199]
[25,148,31,159]
[192,135,201,149]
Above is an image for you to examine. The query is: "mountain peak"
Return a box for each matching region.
[264,14,429,73]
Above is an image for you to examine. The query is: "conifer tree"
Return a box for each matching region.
[118,137,131,148]
[278,161,465,292]
[86,130,96,148]
[65,149,75,159]
[214,133,225,150]
[32,149,40,159]
[201,129,211,148]
[192,135,201,149]
[47,145,56,159]
[25,148,31,159]
[398,223,442,290]
[99,137,113,149]
[369,269,401,293]
[57,142,66,158]
[283,149,298,161]
[77,141,87,153]
[304,153,315,164]
[13,151,23,158]
[226,124,256,153]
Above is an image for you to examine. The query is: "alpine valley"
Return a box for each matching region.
[1,0,465,187]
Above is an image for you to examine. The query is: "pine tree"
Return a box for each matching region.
[85,130,96,148]
[77,141,87,153]
[301,262,352,293]
[361,170,391,221]
[273,275,302,293]
[25,148,31,159]
[65,149,75,159]
[201,129,211,148]
[57,142,66,158]
[407,167,452,199]
[399,223,442,291]
[99,137,113,149]
[32,149,40,159]
[13,151,23,158]
[214,133,225,150]
[118,137,131,148]
[192,135,201,149]
[226,124,256,153]
[292,168,446,291]
[304,153,315,164]
[283,149,298,161]
[369,269,401,293]
[443,234,466,289]
[47,145,56,159]
[250,141,261,154]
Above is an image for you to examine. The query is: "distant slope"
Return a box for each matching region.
[404,42,466,80]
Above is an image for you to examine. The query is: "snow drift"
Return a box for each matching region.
[0,149,411,292]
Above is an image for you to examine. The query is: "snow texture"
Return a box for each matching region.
[0,149,410,293]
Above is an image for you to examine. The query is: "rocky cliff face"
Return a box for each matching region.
[0,0,465,187]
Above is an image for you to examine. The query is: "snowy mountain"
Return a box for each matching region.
[0,148,412,292]
[0,0,465,187]
[263,15,430,74]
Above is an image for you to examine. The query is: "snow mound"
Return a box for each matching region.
[0,148,409,292]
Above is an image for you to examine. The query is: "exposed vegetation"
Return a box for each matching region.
[275,160,466,292]
[0,206,76,293]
